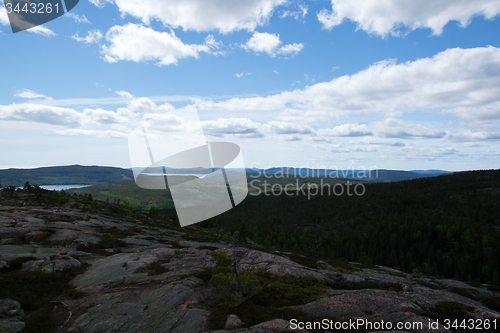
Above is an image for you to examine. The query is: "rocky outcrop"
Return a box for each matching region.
[70,277,209,333]
[0,299,25,333]
[1,203,499,333]
[225,314,244,330]
[21,255,81,273]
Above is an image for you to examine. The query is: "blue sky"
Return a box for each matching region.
[1,0,500,171]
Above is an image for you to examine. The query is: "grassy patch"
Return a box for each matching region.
[76,236,127,255]
[142,261,170,276]
[208,268,332,331]
[418,281,442,290]
[327,280,403,292]
[193,269,213,282]
[198,246,219,251]
[42,215,83,224]
[450,287,481,301]
[426,301,474,321]
[7,256,37,271]
[0,262,85,333]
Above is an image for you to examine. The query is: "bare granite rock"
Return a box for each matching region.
[21,255,81,273]
[69,277,209,333]
[225,314,244,330]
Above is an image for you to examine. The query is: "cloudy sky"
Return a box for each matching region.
[1,0,500,171]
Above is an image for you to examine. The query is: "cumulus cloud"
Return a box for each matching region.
[101,24,220,65]
[55,129,127,139]
[0,5,9,26]
[0,104,82,127]
[72,30,103,44]
[266,121,314,135]
[318,0,500,37]
[14,89,51,100]
[444,103,500,121]
[242,32,304,57]
[317,123,373,137]
[196,46,500,122]
[0,5,55,36]
[447,130,500,141]
[372,118,446,139]
[125,97,174,113]
[202,118,264,138]
[83,108,134,125]
[110,0,286,33]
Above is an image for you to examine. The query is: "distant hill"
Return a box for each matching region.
[251,167,451,181]
[411,170,452,175]
[0,165,133,187]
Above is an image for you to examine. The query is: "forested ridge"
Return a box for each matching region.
[202,170,500,285]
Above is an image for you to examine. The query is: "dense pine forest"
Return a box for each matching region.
[200,170,500,285]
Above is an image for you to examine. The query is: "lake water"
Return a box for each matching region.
[12,184,92,191]
[40,185,91,191]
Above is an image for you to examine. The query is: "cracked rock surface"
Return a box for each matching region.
[1,201,499,333]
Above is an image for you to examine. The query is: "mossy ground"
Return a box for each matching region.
[0,257,86,333]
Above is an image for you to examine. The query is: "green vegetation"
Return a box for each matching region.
[60,169,500,285]
[0,258,85,333]
[208,251,332,331]
[0,165,133,187]
[202,170,500,285]
[68,180,176,210]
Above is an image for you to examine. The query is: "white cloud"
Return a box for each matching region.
[14,89,51,100]
[236,72,251,78]
[116,90,134,99]
[72,30,103,44]
[372,118,446,139]
[196,46,500,122]
[83,108,133,125]
[318,0,500,37]
[0,6,55,36]
[66,13,91,23]
[88,0,113,8]
[202,118,264,138]
[126,97,176,113]
[0,104,82,127]
[280,4,308,20]
[447,130,500,141]
[28,25,56,36]
[242,32,304,57]
[55,129,127,139]
[0,5,9,26]
[101,24,219,65]
[266,121,314,135]
[111,0,286,33]
[317,123,372,137]
[444,103,500,121]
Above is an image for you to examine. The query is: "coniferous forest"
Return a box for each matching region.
[200,170,500,285]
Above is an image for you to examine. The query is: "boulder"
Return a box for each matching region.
[225,314,244,330]
[0,299,25,333]
[21,256,81,273]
